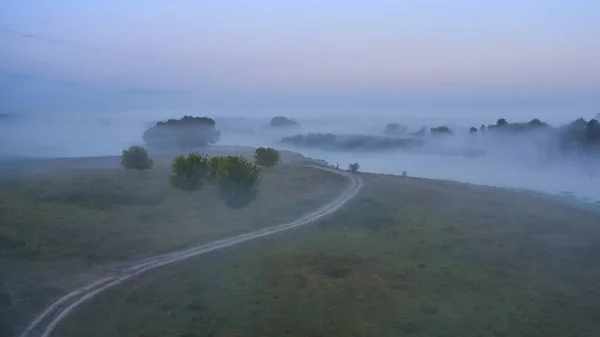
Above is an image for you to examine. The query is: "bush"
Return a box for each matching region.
[215,156,261,209]
[120,146,153,171]
[142,115,220,150]
[269,116,299,128]
[254,147,281,167]
[348,162,360,173]
[168,153,210,192]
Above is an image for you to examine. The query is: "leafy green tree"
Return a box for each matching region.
[215,156,261,209]
[143,116,220,150]
[207,156,222,184]
[120,146,153,171]
[254,147,281,167]
[168,153,210,193]
[348,162,360,172]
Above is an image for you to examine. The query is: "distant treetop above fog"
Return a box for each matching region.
[384,123,407,135]
[269,116,300,128]
[142,115,220,150]
[486,117,549,132]
[430,125,453,135]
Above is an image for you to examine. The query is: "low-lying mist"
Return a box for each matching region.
[1,111,599,204]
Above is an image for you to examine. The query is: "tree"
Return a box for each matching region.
[497,118,508,126]
[469,127,478,134]
[585,119,600,144]
[384,123,406,135]
[168,153,210,193]
[254,147,281,167]
[348,162,360,173]
[480,124,486,131]
[215,156,261,209]
[143,116,220,150]
[207,156,221,184]
[430,126,453,135]
[269,116,300,128]
[120,146,153,171]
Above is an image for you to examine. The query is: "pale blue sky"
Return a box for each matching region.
[1,0,599,115]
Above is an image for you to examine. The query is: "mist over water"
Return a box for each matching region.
[1,109,599,204]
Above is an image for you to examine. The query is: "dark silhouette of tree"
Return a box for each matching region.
[384,123,406,135]
[585,119,600,144]
[529,118,543,126]
[143,116,220,150]
[497,118,508,126]
[480,124,486,131]
[348,162,360,172]
[430,125,453,135]
[269,116,300,128]
[469,127,478,134]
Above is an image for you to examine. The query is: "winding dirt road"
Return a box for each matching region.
[19,163,363,337]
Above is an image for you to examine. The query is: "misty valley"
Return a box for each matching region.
[2,113,600,203]
[2,111,600,337]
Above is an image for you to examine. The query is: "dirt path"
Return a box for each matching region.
[19,162,363,337]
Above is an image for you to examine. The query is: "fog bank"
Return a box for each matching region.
[1,111,599,204]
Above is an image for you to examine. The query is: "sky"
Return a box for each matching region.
[1,0,600,118]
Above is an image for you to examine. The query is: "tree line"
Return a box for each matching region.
[384,117,600,150]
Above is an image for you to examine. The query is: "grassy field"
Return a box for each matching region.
[53,172,600,337]
[0,149,348,336]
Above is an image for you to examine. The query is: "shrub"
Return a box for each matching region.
[168,153,210,192]
[120,146,153,171]
[254,147,281,167]
[142,115,220,150]
[348,162,360,173]
[215,156,261,208]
